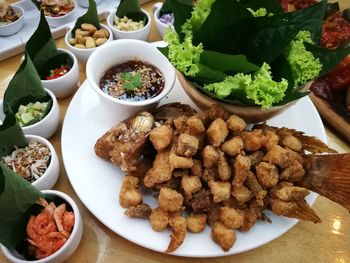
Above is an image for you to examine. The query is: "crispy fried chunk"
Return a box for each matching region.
[218,151,232,181]
[144,148,172,188]
[280,135,302,152]
[211,222,236,252]
[202,145,219,168]
[176,134,199,157]
[233,154,251,188]
[207,118,228,147]
[125,203,152,218]
[181,175,202,199]
[263,145,295,168]
[231,186,253,205]
[119,176,143,208]
[186,116,205,134]
[219,207,244,229]
[150,207,169,232]
[226,115,246,132]
[158,187,184,212]
[150,125,174,151]
[186,213,207,233]
[166,216,187,253]
[221,137,244,157]
[191,159,203,177]
[280,160,305,182]
[255,162,279,189]
[242,129,266,151]
[209,181,231,203]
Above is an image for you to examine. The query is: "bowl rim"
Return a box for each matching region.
[0,5,24,28]
[1,190,81,262]
[23,134,58,188]
[64,24,113,53]
[43,2,76,20]
[86,39,176,107]
[41,48,78,84]
[107,8,151,34]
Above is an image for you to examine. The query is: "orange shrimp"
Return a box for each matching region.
[62,211,75,233]
[34,232,68,259]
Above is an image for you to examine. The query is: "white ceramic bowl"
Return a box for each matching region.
[1,190,83,263]
[0,5,24,36]
[44,4,76,28]
[75,0,102,8]
[41,48,80,98]
[23,135,60,190]
[64,24,113,64]
[86,39,176,111]
[152,2,174,39]
[0,89,60,139]
[106,9,151,41]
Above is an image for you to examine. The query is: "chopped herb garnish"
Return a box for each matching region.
[121,72,142,91]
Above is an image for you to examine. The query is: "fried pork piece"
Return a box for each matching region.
[263,145,295,168]
[221,136,244,157]
[158,187,184,212]
[208,181,231,203]
[181,175,202,199]
[186,213,207,233]
[170,139,194,169]
[124,203,152,218]
[174,116,188,133]
[280,160,305,182]
[119,176,143,208]
[218,151,232,181]
[271,183,310,201]
[208,204,221,226]
[150,207,169,231]
[211,222,236,252]
[280,134,302,151]
[219,207,244,229]
[245,173,267,207]
[186,116,205,134]
[232,154,251,188]
[263,130,279,150]
[144,148,172,188]
[255,162,279,189]
[166,216,187,253]
[176,134,199,157]
[149,125,173,151]
[248,151,264,167]
[240,200,263,232]
[231,185,253,205]
[153,177,182,191]
[226,115,246,132]
[241,129,266,151]
[207,118,228,147]
[202,145,219,168]
[191,159,203,177]
[187,189,213,213]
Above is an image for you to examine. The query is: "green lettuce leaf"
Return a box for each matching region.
[3,53,52,119]
[72,0,101,37]
[25,12,72,79]
[0,113,27,158]
[0,163,43,249]
[239,0,283,14]
[116,0,147,23]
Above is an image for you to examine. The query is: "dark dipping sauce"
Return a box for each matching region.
[100,60,165,101]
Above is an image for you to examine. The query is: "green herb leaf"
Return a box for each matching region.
[3,53,50,116]
[116,0,146,23]
[0,163,43,249]
[0,113,27,158]
[121,72,142,91]
[25,12,71,78]
[160,0,173,15]
[72,0,101,38]
[200,50,260,73]
[239,0,283,14]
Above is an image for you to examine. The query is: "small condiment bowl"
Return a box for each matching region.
[44,3,77,28]
[0,89,60,139]
[41,48,80,98]
[152,2,174,39]
[106,9,151,41]
[75,0,102,8]
[64,24,113,64]
[24,134,60,190]
[86,39,176,111]
[177,71,297,123]
[1,190,83,263]
[0,5,24,36]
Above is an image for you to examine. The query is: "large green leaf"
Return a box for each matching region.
[165,0,193,40]
[116,0,146,22]
[193,0,252,49]
[239,0,283,14]
[25,12,71,78]
[3,53,51,116]
[0,163,43,249]
[305,43,350,75]
[72,0,101,37]
[274,0,327,45]
[200,50,259,73]
[160,0,172,15]
[0,113,27,159]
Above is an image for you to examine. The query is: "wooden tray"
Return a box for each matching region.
[310,93,350,143]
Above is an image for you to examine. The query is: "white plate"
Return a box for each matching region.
[61,79,325,257]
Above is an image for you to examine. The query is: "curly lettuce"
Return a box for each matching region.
[247,7,269,17]
[285,31,322,87]
[204,63,288,109]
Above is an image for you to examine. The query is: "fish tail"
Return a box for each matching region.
[300,154,350,211]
